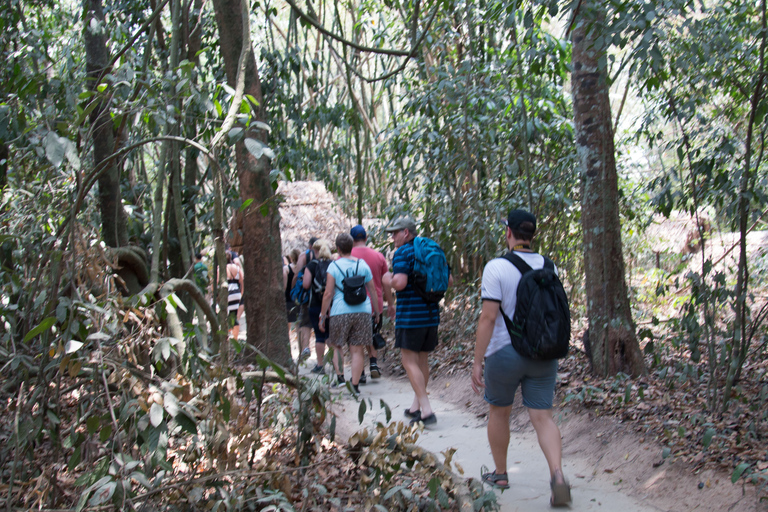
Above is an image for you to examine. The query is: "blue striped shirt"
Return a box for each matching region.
[392,240,440,328]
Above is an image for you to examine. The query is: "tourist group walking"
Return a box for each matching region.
[280,210,571,507]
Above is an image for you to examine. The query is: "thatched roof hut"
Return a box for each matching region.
[277,181,354,256]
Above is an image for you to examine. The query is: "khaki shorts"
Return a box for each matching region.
[328,313,371,347]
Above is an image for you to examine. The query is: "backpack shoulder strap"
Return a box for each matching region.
[331,261,342,290]
[542,256,555,271]
[501,251,534,275]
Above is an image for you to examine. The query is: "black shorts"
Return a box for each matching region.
[395,326,438,352]
[285,301,298,323]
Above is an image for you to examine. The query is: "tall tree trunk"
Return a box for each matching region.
[84,0,128,249]
[212,0,290,366]
[571,2,645,377]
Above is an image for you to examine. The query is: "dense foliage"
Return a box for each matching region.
[0,0,767,509]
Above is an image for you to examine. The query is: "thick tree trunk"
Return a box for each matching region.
[84,0,127,249]
[212,0,290,366]
[571,2,645,377]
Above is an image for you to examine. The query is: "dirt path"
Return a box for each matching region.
[242,320,760,511]
[305,358,760,512]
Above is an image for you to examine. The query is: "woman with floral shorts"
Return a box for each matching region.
[319,233,381,393]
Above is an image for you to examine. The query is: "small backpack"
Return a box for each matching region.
[290,269,310,305]
[499,252,570,360]
[411,237,450,304]
[311,260,331,301]
[334,260,367,306]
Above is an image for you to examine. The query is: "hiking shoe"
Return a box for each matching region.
[330,375,345,388]
[359,373,367,384]
[310,364,325,375]
[369,362,381,378]
[410,413,436,426]
[352,384,360,395]
[299,347,311,362]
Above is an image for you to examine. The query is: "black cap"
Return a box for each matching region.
[503,209,536,234]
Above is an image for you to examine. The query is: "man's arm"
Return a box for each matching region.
[382,271,395,321]
[471,300,500,393]
[390,272,408,291]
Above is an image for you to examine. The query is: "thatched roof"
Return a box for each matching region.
[277,181,354,255]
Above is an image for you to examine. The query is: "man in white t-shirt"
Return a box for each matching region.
[471,209,571,506]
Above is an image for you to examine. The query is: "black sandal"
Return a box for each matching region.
[481,470,510,490]
[404,408,420,419]
[550,475,571,507]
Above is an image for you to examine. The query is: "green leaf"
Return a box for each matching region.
[244,378,253,403]
[23,316,57,343]
[175,411,197,435]
[380,399,391,424]
[46,410,60,426]
[68,445,82,470]
[65,340,84,354]
[239,198,254,211]
[221,394,231,422]
[329,414,336,443]
[44,132,66,167]
[99,424,112,443]
[244,137,264,159]
[662,447,671,459]
[427,476,440,496]
[358,399,367,424]
[701,428,715,448]
[86,416,100,434]
[624,384,631,404]
[228,127,244,143]
[384,485,406,500]
[732,463,750,483]
[89,481,116,506]
[149,403,164,427]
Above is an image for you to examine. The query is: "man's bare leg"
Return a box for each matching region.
[401,348,433,417]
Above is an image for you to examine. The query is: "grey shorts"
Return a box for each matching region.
[328,313,371,347]
[297,304,311,328]
[484,344,558,409]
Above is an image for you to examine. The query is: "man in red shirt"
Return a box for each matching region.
[350,225,387,380]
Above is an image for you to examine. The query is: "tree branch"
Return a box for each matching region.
[283,0,410,56]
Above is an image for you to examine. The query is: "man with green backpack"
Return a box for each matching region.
[383,215,452,427]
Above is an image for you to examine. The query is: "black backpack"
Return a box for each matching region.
[333,260,367,306]
[499,252,570,360]
[311,260,331,300]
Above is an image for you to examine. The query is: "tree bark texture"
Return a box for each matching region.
[212,0,291,366]
[84,0,127,249]
[571,2,645,377]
